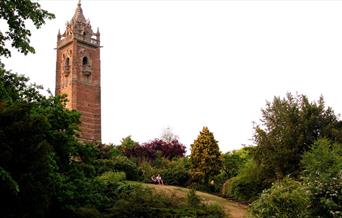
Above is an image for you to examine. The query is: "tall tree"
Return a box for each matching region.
[0,68,81,217]
[189,127,222,185]
[254,93,342,179]
[0,0,54,58]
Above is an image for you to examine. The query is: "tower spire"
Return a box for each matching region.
[71,0,86,24]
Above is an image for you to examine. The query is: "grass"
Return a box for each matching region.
[143,183,248,218]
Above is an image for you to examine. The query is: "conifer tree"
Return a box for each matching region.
[189,127,222,185]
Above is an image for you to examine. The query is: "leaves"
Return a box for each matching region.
[0,0,55,57]
[253,93,342,179]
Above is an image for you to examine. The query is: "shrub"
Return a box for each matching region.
[222,160,267,202]
[138,161,159,183]
[221,147,253,180]
[95,155,141,181]
[159,157,190,186]
[248,178,310,218]
[301,139,342,218]
[97,171,126,186]
[187,188,201,207]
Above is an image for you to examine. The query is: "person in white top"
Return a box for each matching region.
[156,174,164,185]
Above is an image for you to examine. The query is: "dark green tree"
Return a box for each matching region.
[0,102,53,217]
[0,0,54,57]
[0,67,81,217]
[254,93,342,180]
[189,127,222,186]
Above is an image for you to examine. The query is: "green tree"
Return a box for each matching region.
[189,127,222,186]
[118,136,139,152]
[0,0,54,57]
[0,102,53,217]
[222,147,252,180]
[0,67,82,217]
[253,93,342,180]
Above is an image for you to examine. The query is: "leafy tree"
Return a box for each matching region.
[301,139,342,218]
[0,0,55,57]
[189,127,222,186]
[143,139,186,160]
[0,102,53,217]
[0,67,82,217]
[221,146,252,180]
[118,136,139,153]
[124,138,186,163]
[253,93,342,180]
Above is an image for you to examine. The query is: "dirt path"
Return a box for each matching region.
[144,184,248,218]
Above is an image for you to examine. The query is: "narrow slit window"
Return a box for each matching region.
[65,57,70,66]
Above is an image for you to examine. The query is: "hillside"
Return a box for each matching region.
[144,184,248,218]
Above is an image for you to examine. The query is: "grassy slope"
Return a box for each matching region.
[144,184,248,218]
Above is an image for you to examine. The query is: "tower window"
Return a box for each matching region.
[82,56,88,65]
[64,57,71,76]
[65,57,70,66]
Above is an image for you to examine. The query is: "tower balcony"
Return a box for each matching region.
[82,64,92,76]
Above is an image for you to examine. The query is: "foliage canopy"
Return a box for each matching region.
[253,93,342,179]
[0,0,55,57]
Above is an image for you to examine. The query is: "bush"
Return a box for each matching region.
[95,155,141,181]
[160,157,190,186]
[301,139,342,218]
[222,160,267,202]
[138,161,159,183]
[222,147,253,180]
[248,178,310,218]
[96,171,126,186]
[187,188,201,207]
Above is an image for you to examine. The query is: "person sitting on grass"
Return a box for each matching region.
[156,174,164,185]
[151,175,157,184]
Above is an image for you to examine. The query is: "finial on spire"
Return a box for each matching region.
[57,29,61,41]
[78,0,81,7]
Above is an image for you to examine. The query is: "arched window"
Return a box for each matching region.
[65,57,70,66]
[82,56,88,65]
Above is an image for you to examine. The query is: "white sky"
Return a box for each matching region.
[3,0,342,153]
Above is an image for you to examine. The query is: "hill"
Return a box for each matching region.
[144,184,248,218]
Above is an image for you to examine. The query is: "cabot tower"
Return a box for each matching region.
[55,0,101,142]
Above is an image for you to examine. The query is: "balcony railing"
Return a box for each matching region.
[82,64,92,76]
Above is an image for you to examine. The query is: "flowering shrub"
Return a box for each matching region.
[301,139,342,218]
[248,178,310,218]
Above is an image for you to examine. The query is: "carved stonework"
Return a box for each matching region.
[57,0,100,48]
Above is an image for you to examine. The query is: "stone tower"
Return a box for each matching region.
[55,0,101,142]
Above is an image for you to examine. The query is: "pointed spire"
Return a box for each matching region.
[57,29,61,41]
[71,0,86,24]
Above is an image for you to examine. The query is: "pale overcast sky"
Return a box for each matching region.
[3,0,342,153]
